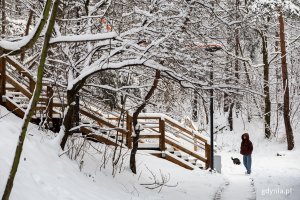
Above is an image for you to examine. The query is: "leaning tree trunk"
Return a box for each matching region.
[130,70,160,174]
[278,10,294,150]
[59,79,85,150]
[261,32,271,138]
[60,89,77,150]
[1,1,60,200]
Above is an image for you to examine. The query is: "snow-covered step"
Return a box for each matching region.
[10,98,21,104]
[166,146,174,153]
[11,96,28,100]
[181,154,189,161]
[188,157,197,164]
[7,91,23,96]
[142,125,159,129]
[174,151,182,157]
[5,83,14,89]
[138,143,160,149]
[108,135,124,140]
[195,160,203,169]
[52,113,62,118]
[164,151,197,170]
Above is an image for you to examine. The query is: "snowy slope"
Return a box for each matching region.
[0,106,224,200]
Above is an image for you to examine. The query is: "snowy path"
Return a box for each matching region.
[214,153,256,200]
[217,173,256,200]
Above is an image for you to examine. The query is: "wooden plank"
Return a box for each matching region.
[165,118,207,143]
[6,73,32,98]
[80,108,128,135]
[126,113,132,148]
[159,119,166,151]
[53,102,66,107]
[150,152,193,170]
[165,138,207,163]
[6,56,35,82]
[136,116,161,120]
[0,57,6,105]
[5,97,25,118]
[80,127,118,146]
[139,134,160,139]
[205,143,211,169]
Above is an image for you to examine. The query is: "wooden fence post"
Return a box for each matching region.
[0,57,6,105]
[29,78,35,93]
[47,85,53,119]
[126,113,133,149]
[159,118,166,151]
[205,142,211,169]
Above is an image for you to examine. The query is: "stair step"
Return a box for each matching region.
[7,91,23,95]
[108,135,123,140]
[174,151,181,157]
[11,96,28,100]
[166,146,174,153]
[188,157,197,164]
[195,160,203,169]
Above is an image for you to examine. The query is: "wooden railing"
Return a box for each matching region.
[0,56,61,130]
[0,56,211,170]
[82,108,211,169]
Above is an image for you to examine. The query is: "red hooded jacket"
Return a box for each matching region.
[240,133,253,155]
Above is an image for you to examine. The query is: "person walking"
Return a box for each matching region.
[240,133,253,174]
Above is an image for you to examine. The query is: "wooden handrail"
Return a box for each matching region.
[165,118,207,143]
[6,73,32,98]
[6,56,35,82]
[80,108,128,135]
[165,138,207,163]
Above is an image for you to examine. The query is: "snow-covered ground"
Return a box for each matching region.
[214,112,300,200]
[0,106,224,200]
[1,105,300,200]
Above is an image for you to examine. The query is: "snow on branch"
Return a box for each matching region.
[0,0,52,54]
[85,84,152,92]
[49,32,118,44]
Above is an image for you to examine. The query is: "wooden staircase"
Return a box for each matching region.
[0,56,211,170]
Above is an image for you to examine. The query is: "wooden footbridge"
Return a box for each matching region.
[0,56,211,170]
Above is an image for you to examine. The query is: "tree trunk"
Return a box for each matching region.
[192,90,198,122]
[1,0,5,35]
[228,103,234,131]
[60,89,77,150]
[1,1,60,200]
[21,10,34,61]
[130,70,160,174]
[278,11,294,150]
[261,33,271,138]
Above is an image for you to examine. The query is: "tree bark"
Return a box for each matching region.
[192,90,198,122]
[60,89,77,150]
[260,32,271,138]
[228,103,234,131]
[278,11,294,150]
[21,10,34,61]
[1,0,5,35]
[130,70,160,174]
[1,1,60,199]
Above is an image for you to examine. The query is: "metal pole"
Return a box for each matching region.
[210,65,214,170]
